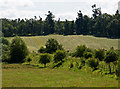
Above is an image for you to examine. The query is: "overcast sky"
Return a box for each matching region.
[0,0,119,20]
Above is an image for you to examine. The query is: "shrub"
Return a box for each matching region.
[54,50,66,63]
[38,46,46,53]
[26,57,32,65]
[45,38,63,53]
[2,37,10,45]
[116,60,120,78]
[10,36,29,63]
[39,53,51,67]
[73,45,87,57]
[87,58,99,70]
[2,44,10,62]
[2,38,10,62]
[105,48,118,63]
[83,52,93,59]
[80,57,85,66]
[95,49,105,61]
[104,48,119,73]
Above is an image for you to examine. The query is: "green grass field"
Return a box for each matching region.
[2,64,118,87]
[8,35,118,52]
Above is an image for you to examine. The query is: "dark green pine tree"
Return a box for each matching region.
[45,11,55,35]
[75,10,83,35]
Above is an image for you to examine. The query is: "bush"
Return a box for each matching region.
[104,48,119,73]
[80,57,85,66]
[2,44,10,62]
[10,36,29,63]
[83,52,93,59]
[2,37,10,45]
[104,48,118,63]
[116,60,120,78]
[39,53,51,67]
[26,57,32,65]
[2,38,10,62]
[95,49,105,61]
[45,38,63,53]
[54,50,66,63]
[38,46,46,53]
[87,58,99,70]
[73,45,87,57]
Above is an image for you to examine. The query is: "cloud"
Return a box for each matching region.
[0,0,119,20]
[0,0,35,19]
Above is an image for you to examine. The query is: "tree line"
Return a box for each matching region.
[2,4,120,38]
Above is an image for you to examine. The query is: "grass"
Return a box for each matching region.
[7,35,118,52]
[2,64,118,87]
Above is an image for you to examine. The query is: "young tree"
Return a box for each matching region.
[2,37,10,62]
[104,48,119,73]
[26,57,32,65]
[95,49,105,61]
[54,50,66,63]
[39,53,51,67]
[87,58,99,70]
[74,45,87,57]
[45,38,63,53]
[10,36,29,63]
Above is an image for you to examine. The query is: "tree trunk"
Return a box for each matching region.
[44,64,46,67]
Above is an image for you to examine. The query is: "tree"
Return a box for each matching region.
[116,60,120,79]
[38,46,46,53]
[104,47,119,73]
[83,52,93,59]
[2,37,10,62]
[2,37,10,45]
[95,49,105,61]
[75,10,83,35]
[45,11,55,34]
[26,57,32,65]
[92,4,102,19]
[54,50,66,63]
[64,19,70,35]
[74,45,87,57]
[45,38,63,53]
[10,36,29,63]
[87,58,99,70]
[39,53,51,67]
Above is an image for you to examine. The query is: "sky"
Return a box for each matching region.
[0,0,120,21]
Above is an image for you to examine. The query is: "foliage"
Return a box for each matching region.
[2,37,10,62]
[39,53,51,67]
[10,36,29,63]
[45,38,63,53]
[38,46,46,53]
[73,45,87,57]
[2,8,120,38]
[104,48,118,63]
[87,58,99,70]
[104,48,119,73]
[95,49,105,61]
[54,50,66,63]
[2,37,10,45]
[26,57,32,64]
[116,60,120,78]
[83,52,93,59]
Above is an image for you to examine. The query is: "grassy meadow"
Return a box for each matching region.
[3,35,119,87]
[8,35,118,52]
[2,64,118,87]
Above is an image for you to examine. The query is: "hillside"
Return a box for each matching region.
[8,35,118,52]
